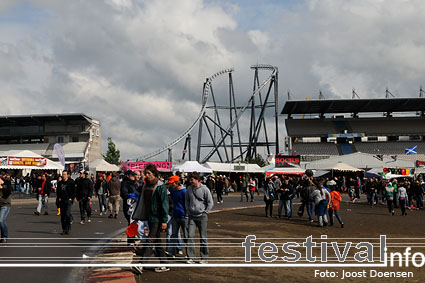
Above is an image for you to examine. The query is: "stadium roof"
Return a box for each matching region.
[0,114,93,125]
[281,98,425,115]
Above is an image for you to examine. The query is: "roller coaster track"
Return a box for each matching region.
[138,64,277,162]
[200,64,278,163]
[137,68,234,161]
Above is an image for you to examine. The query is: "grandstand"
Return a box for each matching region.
[282,97,425,162]
[0,114,101,165]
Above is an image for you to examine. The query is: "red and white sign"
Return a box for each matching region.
[7,156,47,167]
[121,161,172,172]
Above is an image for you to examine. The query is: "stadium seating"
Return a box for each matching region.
[286,117,425,136]
[292,142,339,156]
[354,141,425,155]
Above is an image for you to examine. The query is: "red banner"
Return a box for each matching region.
[8,156,47,166]
[275,154,301,168]
[121,161,172,172]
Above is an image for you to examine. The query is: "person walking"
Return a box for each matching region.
[131,163,170,273]
[34,174,52,216]
[95,174,108,216]
[264,177,277,217]
[385,181,395,216]
[107,173,121,218]
[76,171,93,224]
[328,180,344,228]
[168,175,187,257]
[185,171,214,264]
[215,176,224,204]
[240,176,249,202]
[120,170,140,225]
[311,181,330,227]
[55,175,63,216]
[0,174,12,243]
[398,182,408,216]
[248,177,256,202]
[57,170,76,235]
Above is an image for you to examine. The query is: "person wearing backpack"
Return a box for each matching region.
[264,177,277,217]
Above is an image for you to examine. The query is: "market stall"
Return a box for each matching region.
[0,150,63,175]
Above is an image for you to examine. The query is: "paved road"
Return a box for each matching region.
[0,192,266,283]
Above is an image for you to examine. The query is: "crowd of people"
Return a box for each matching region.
[1,165,425,274]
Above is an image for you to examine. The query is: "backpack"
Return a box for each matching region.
[307,186,316,202]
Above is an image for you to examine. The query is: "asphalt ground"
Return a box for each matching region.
[0,192,265,283]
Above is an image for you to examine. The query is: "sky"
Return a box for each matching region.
[1,0,425,161]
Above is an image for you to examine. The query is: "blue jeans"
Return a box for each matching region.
[306,202,314,221]
[329,209,343,225]
[0,206,11,240]
[278,199,285,217]
[171,217,187,256]
[285,199,293,218]
[166,215,183,254]
[240,189,248,201]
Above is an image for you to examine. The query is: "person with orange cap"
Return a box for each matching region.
[168,175,186,257]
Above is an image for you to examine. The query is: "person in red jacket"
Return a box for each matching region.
[327,180,344,228]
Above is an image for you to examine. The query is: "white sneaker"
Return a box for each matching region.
[87,218,91,223]
[154,266,170,273]
[199,260,208,264]
[99,212,103,216]
[80,220,85,225]
[178,250,184,255]
[186,259,195,264]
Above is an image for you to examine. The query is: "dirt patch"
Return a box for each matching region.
[133,201,425,282]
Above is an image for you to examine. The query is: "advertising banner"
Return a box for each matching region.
[275,154,301,168]
[7,156,47,166]
[121,161,172,172]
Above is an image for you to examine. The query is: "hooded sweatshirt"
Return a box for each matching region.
[185,183,214,217]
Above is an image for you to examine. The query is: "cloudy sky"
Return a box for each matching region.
[1,0,425,161]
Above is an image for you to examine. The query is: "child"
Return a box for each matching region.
[328,180,344,228]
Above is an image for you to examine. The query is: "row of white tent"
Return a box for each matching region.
[0,150,120,174]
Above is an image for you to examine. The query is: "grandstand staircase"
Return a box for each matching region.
[338,142,357,155]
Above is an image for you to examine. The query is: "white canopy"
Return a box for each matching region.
[0,150,63,170]
[174,161,213,173]
[305,152,415,170]
[89,159,120,172]
[205,162,264,173]
[327,162,364,172]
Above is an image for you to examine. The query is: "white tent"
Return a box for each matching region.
[327,162,364,172]
[205,162,264,173]
[305,152,414,170]
[89,159,120,172]
[0,150,63,175]
[174,161,213,173]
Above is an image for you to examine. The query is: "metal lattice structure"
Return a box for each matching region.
[136,65,279,163]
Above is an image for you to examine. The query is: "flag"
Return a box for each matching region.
[405,146,417,155]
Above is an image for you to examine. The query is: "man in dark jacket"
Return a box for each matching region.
[120,170,140,225]
[34,174,52,216]
[76,171,93,224]
[57,170,76,235]
[0,174,12,243]
[132,163,169,273]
